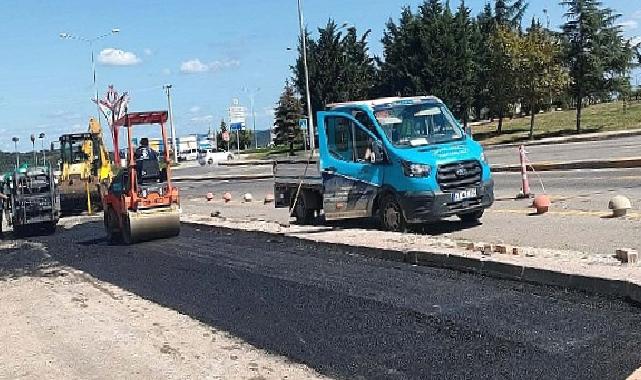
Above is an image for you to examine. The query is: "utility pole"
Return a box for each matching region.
[59,29,119,126]
[297,0,315,152]
[12,137,19,169]
[39,133,46,165]
[251,97,258,149]
[164,84,178,164]
[30,134,36,165]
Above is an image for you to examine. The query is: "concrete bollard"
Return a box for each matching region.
[206,192,214,202]
[243,193,253,202]
[223,192,232,203]
[609,196,632,217]
[264,193,275,204]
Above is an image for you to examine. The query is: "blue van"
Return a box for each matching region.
[274,96,494,231]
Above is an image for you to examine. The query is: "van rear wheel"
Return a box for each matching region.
[293,192,314,225]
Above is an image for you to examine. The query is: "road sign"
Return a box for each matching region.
[299,118,308,131]
[230,122,245,131]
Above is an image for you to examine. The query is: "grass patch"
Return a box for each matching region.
[471,100,641,145]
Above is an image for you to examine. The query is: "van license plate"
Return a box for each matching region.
[452,188,477,202]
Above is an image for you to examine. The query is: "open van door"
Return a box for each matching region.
[317,112,385,220]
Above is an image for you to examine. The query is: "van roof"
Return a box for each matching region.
[326,96,441,111]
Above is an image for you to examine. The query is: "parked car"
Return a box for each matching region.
[197,148,230,166]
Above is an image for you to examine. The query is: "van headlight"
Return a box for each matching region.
[401,161,431,177]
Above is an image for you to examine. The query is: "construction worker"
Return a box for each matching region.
[135,138,158,161]
[134,138,160,184]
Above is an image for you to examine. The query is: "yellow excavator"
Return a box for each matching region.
[56,118,113,215]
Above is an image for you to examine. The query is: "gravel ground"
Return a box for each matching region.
[0,223,325,380]
[2,218,641,379]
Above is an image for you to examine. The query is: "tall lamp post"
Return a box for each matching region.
[163,84,178,164]
[243,87,260,149]
[12,137,19,169]
[297,0,315,152]
[30,134,36,165]
[39,133,46,165]
[59,28,120,125]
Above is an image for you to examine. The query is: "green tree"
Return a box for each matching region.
[293,19,378,116]
[517,20,569,138]
[378,7,423,96]
[487,26,520,133]
[561,0,631,131]
[273,80,303,155]
[451,1,480,128]
[494,0,528,29]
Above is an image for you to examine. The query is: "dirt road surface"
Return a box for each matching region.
[0,227,324,380]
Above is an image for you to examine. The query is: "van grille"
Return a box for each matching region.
[437,160,482,192]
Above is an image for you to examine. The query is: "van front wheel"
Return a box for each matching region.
[380,195,407,232]
[458,210,484,224]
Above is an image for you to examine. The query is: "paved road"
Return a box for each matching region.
[177,168,641,256]
[23,221,641,379]
[485,135,641,166]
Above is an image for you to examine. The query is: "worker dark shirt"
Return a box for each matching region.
[135,146,158,161]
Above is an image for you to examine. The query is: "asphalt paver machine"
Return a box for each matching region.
[102,111,180,244]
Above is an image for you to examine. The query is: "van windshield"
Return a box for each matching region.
[374,102,464,148]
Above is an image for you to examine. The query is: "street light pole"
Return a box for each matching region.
[243,87,260,149]
[39,133,46,165]
[12,137,19,169]
[164,84,178,164]
[30,134,36,165]
[60,29,120,126]
[297,0,315,152]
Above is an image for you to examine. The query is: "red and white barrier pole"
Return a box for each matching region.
[518,145,531,198]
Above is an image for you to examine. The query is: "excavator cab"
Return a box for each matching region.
[103,111,180,245]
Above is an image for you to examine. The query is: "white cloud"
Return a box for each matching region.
[190,115,214,124]
[619,20,639,30]
[98,48,141,66]
[189,106,201,113]
[180,59,209,73]
[179,58,240,74]
[209,59,241,72]
[144,48,153,56]
[631,36,641,46]
[162,68,172,75]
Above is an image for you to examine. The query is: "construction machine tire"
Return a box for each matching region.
[104,208,122,244]
[123,208,180,245]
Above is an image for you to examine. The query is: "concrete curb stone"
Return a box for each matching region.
[181,219,641,305]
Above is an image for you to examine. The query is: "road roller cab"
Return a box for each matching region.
[103,111,180,244]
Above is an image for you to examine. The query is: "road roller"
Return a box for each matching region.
[103,110,180,244]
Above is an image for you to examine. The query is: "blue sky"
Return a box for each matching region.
[0,0,639,151]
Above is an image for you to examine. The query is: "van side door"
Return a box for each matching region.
[318,111,384,220]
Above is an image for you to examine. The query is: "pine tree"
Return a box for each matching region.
[273,80,303,155]
[293,20,378,116]
[451,1,479,128]
[494,0,528,29]
[561,0,630,131]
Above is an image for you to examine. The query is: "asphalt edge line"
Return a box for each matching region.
[180,219,641,305]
